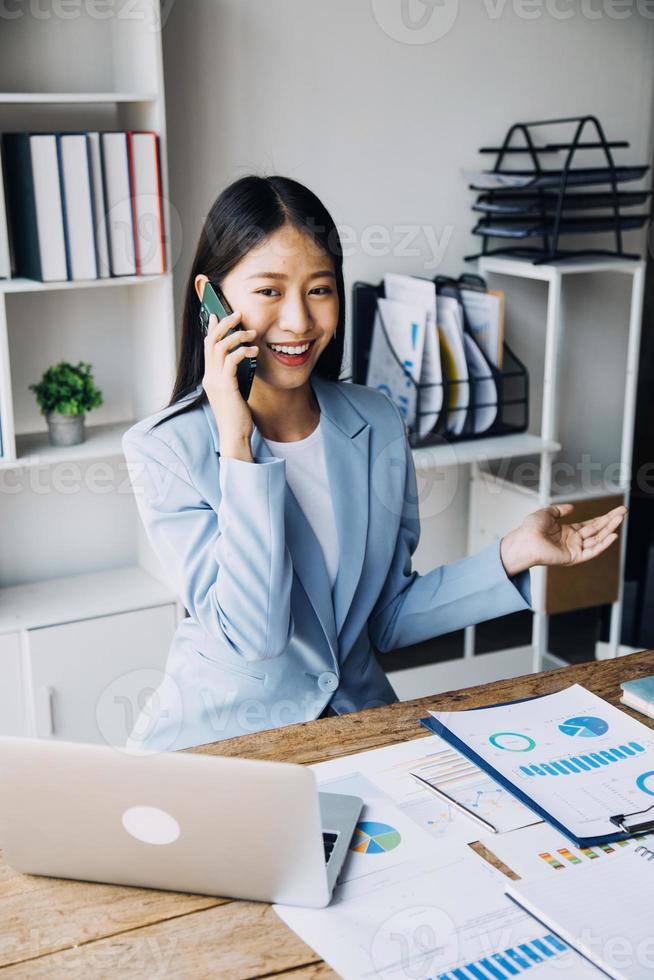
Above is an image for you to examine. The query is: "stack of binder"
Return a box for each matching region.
[463,114,651,265]
[1,130,166,282]
[352,272,528,449]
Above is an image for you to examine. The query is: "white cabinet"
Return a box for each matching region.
[0,632,27,735]
[26,604,177,746]
[0,566,181,744]
[0,2,180,739]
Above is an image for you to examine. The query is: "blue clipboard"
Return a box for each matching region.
[420,701,652,848]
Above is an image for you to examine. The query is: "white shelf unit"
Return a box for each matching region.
[0,93,159,105]
[392,255,645,694]
[411,433,560,472]
[469,255,645,670]
[0,2,183,744]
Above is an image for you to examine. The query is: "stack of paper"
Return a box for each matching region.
[365,273,504,438]
[274,735,601,979]
[275,687,654,978]
[276,838,599,979]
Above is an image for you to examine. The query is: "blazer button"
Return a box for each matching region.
[317,671,338,693]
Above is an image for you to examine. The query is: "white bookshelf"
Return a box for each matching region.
[469,255,645,669]
[0,1,182,744]
[7,420,136,469]
[0,272,167,293]
[398,255,645,691]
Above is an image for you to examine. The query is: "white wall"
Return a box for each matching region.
[161,0,654,567]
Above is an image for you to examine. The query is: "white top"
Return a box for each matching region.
[263,420,339,589]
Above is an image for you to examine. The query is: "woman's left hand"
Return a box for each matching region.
[500,503,627,577]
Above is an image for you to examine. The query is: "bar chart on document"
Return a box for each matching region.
[428,684,654,841]
[275,842,600,980]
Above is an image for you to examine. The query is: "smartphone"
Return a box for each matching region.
[199,280,257,402]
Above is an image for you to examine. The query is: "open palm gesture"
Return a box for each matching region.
[500,503,627,577]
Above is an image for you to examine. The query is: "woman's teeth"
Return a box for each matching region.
[268,343,312,355]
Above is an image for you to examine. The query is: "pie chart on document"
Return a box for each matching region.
[350,821,401,854]
[558,716,609,738]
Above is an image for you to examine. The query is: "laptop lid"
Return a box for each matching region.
[0,736,331,908]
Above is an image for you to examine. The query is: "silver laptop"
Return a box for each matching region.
[0,736,362,908]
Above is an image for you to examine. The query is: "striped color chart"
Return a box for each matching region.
[519,741,644,777]
[537,834,648,870]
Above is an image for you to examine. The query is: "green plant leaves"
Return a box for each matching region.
[29,361,103,417]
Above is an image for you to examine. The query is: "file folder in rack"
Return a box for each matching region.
[420,684,654,847]
[351,274,529,449]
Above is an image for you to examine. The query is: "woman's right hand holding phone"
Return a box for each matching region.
[202,311,259,462]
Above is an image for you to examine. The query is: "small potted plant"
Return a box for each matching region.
[29,361,103,447]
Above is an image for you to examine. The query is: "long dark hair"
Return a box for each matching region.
[161,175,346,423]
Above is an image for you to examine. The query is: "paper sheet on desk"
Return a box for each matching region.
[479,821,654,881]
[506,848,654,980]
[311,734,534,844]
[274,839,600,980]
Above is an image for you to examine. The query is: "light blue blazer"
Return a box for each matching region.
[122,374,531,751]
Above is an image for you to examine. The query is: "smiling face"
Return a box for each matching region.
[196,223,339,392]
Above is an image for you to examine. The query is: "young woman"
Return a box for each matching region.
[122,175,626,752]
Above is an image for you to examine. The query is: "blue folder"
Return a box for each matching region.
[420,697,645,848]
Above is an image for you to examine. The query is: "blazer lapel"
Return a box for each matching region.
[312,379,370,638]
[200,373,370,657]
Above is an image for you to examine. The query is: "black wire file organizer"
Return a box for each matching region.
[351,275,529,450]
[464,115,651,265]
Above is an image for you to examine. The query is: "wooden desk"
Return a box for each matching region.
[1,650,653,978]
